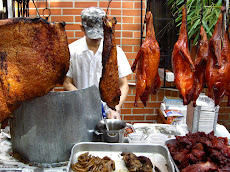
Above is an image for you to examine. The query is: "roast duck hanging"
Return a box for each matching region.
[99,16,121,110]
[131,11,161,107]
[171,6,195,106]
[205,6,230,106]
[0,18,70,127]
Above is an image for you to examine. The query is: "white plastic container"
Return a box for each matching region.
[127,132,148,144]
[147,133,168,145]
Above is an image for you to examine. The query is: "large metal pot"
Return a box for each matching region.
[95,119,127,143]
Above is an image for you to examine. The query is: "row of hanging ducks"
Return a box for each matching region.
[132,5,230,107]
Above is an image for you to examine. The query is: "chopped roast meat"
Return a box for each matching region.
[167,132,230,171]
[171,6,195,105]
[99,16,120,110]
[121,152,153,172]
[206,7,230,106]
[193,25,209,106]
[71,152,115,172]
[131,11,160,107]
[0,17,70,124]
[181,161,218,172]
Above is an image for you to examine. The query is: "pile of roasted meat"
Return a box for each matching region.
[0,18,70,126]
[71,152,115,172]
[172,6,230,106]
[167,132,230,171]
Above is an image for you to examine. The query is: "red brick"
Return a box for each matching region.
[158,90,165,101]
[29,1,46,8]
[134,46,140,52]
[133,109,154,114]
[63,9,83,15]
[65,24,80,30]
[146,115,158,120]
[134,1,146,9]
[121,109,131,114]
[134,31,142,38]
[123,9,141,16]
[150,94,157,101]
[126,95,135,101]
[111,9,121,15]
[51,16,73,22]
[124,115,145,120]
[66,31,74,38]
[122,2,134,9]
[123,24,141,31]
[122,32,133,38]
[122,17,133,23]
[122,38,140,45]
[75,2,97,8]
[75,16,81,22]
[99,1,121,8]
[122,46,133,52]
[50,2,73,8]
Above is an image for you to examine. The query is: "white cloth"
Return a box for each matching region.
[67,36,132,89]
[66,36,132,113]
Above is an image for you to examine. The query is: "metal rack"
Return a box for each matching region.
[140,0,178,88]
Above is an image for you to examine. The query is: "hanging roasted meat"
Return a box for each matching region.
[131,11,160,107]
[206,7,230,106]
[193,25,209,106]
[99,16,120,110]
[171,6,195,105]
[0,18,70,124]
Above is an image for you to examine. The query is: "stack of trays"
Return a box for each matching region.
[186,94,219,134]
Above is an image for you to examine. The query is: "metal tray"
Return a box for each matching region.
[67,142,175,172]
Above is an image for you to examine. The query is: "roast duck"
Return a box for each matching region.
[0,18,70,126]
[205,6,230,106]
[171,6,195,105]
[99,16,121,110]
[193,25,209,106]
[131,11,160,107]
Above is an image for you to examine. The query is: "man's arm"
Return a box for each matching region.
[63,76,78,91]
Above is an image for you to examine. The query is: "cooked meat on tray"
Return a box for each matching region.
[121,152,153,172]
[0,17,70,124]
[171,6,195,105]
[205,6,230,106]
[131,11,160,107]
[99,16,121,110]
[71,152,115,172]
[167,131,230,171]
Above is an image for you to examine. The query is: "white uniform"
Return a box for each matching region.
[67,36,132,89]
[66,36,132,113]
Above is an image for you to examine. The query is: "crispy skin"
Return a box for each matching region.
[206,7,230,106]
[131,11,160,107]
[171,6,195,105]
[0,17,70,123]
[99,16,120,110]
[193,26,209,106]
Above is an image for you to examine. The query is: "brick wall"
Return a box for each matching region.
[29,0,230,131]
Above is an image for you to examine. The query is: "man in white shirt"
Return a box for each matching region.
[63,7,132,119]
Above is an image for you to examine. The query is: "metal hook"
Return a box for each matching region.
[43,7,51,21]
[106,0,112,15]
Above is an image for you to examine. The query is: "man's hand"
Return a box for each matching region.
[106,109,121,119]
